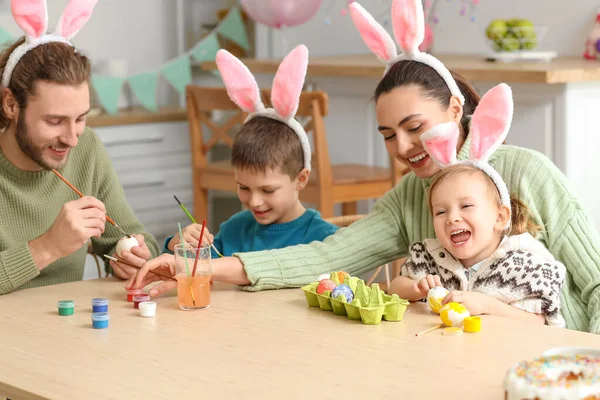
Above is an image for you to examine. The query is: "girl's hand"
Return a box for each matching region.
[413,274,442,298]
[442,290,491,316]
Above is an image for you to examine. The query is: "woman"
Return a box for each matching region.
[130,0,600,334]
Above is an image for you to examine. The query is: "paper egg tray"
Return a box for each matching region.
[301,279,409,325]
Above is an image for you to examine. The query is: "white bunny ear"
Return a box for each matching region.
[215,49,264,114]
[11,0,48,41]
[469,83,513,163]
[391,0,425,55]
[349,2,397,63]
[420,121,460,168]
[271,44,308,119]
[54,0,97,40]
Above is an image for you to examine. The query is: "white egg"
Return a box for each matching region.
[427,286,450,314]
[116,236,139,257]
[316,273,331,282]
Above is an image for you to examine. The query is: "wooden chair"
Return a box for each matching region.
[323,214,390,288]
[186,85,396,220]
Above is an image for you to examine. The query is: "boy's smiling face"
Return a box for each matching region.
[234,166,309,225]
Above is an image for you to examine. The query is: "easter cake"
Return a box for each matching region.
[503,354,600,399]
[301,271,409,325]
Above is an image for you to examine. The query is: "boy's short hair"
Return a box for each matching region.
[231,116,305,178]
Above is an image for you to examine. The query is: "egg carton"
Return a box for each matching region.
[301,273,409,325]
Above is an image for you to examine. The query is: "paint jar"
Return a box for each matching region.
[139,301,156,317]
[91,298,109,313]
[126,288,144,302]
[91,312,109,329]
[133,293,150,309]
[57,300,74,316]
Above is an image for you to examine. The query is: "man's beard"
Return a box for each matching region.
[14,111,69,170]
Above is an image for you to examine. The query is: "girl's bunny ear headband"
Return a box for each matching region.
[349,0,465,105]
[215,44,312,171]
[2,0,98,88]
[421,83,514,228]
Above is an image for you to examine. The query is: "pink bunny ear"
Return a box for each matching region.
[11,0,48,40]
[469,83,513,162]
[54,0,97,40]
[391,0,425,54]
[215,49,263,113]
[271,45,308,118]
[420,122,460,167]
[349,2,397,63]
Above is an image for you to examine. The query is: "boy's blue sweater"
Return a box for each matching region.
[164,209,338,258]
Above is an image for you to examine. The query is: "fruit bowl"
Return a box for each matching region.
[485,19,556,62]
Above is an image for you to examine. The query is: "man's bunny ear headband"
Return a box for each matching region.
[215,45,312,171]
[349,0,465,105]
[421,83,514,228]
[2,0,98,88]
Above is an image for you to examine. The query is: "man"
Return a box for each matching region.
[0,0,159,294]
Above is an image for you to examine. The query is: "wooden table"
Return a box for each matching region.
[0,279,598,400]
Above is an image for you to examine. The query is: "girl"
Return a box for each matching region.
[132,0,600,334]
[387,84,566,326]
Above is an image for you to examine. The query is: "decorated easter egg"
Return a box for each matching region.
[336,271,349,282]
[316,279,337,295]
[440,302,470,327]
[116,236,139,257]
[427,286,450,314]
[316,273,330,282]
[331,284,354,302]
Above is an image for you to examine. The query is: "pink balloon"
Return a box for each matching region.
[241,0,323,29]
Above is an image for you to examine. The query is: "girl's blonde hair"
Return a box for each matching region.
[428,164,541,236]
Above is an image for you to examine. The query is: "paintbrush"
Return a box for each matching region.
[52,169,131,238]
[415,323,445,336]
[173,195,223,257]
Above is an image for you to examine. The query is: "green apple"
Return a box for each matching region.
[506,18,520,29]
[486,19,507,40]
[512,19,536,49]
[501,32,520,52]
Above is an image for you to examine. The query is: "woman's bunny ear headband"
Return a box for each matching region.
[215,44,312,171]
[421,83,514,228]
[2,0,98,88]
[349,0,465,105]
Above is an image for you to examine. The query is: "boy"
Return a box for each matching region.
[164,116,338,257]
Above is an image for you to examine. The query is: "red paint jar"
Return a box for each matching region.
[126,289,144,302]
[133,294,151,309]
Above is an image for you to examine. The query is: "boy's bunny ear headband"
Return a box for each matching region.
[421,83,514,228]
[349,0,465,106]
[2,0,98,88]
[215,45,312,172]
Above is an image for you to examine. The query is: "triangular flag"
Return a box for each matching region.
[217,6,250,51]
[191,33,220,63]
[127,71,158,112]
[91,74,124,115]
[0,27,13,45]
[160,55,192,95]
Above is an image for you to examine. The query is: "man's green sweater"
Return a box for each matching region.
[0,127,160,294]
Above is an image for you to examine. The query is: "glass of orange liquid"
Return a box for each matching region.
[174,243,211,310]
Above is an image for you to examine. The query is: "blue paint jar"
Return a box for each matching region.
[91,312,109,329]
[91,298,109,313]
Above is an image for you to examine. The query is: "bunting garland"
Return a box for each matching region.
[0,6,250,115]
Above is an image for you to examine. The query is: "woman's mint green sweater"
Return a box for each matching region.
[236,138,600,334]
